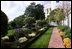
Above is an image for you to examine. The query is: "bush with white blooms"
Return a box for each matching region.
[1,36,9,40]
[28,33,36,37]
[18,37,28,43]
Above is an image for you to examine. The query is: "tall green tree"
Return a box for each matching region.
[24,2,45,20]
[24,2,36,17]
[35,4,45,20]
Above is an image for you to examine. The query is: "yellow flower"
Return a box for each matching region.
[60,31,64,36]
[66,43,71,48]
[63,38,71,48]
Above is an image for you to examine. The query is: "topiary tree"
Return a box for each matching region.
[1,11,8,37]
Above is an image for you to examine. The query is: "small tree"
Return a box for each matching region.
[54,8,65,24]
[46,8,65,25]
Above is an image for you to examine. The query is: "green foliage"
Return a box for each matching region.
[35,4,45,20]
[35,20,48,32]
[35,20,48,28]
[8,21,16,29]
[58,25,71,38]
[24,2,45,20]
[13,28,32,38]
[22,28,32,34]
[8,23,14,30]
[8,15,25,29]
[14,15,25,28]
[6,29,16,41]
[64,28,71,38]
[24,2,36,17]
[7,29,16,37]
[23,17,35,25]
[46,8,65,24]
[54,8,65,24]
[1,11,8,36]
[23,17,35,28]
[58,25,65,31]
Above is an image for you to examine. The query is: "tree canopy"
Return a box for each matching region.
[24,2,45,20]
[46,8,65,24]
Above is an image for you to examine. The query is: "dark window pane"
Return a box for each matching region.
[56,1,59,3]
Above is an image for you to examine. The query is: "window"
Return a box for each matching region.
[56,1,59,3]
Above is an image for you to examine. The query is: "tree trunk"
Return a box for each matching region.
[67,16,69,27]
[57,21,59,25]
[63,19,65,25]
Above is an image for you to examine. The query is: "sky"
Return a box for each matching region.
[1,1,50,22]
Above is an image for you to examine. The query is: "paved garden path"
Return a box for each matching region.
[48,27,65,48]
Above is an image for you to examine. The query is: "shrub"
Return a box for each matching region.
[35,20,48,29]
[38,27,46,32]
[58,25,65,31]
[63,38,71,48]
[1,11,8,36]
[7,29,16,36]
[58,25,71,38]
[22,28,32,34]
[23,17,35,29]
[14,15,25,28]
[18,37,28,43]
[15,28,32,38]
[6,29,16,42]
[28,33,36,37]
[8,21,16,29]
[59,31,64,37]
[8,24,14,30]
[1,36,9,41]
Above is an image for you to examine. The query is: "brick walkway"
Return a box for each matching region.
[48,27,65,48]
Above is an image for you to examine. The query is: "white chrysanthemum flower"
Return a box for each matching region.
[18,37,27,43]
[2,36,9,40]
[28,33,36,37]
[38,27,45,31]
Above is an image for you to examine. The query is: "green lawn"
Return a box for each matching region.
[29,28,52,48]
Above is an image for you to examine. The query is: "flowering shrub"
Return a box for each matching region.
[63,38,71,48]
[2,36,9,40]
[28,33,36,37]
[18,37,28,43]
[59,31,64,37]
